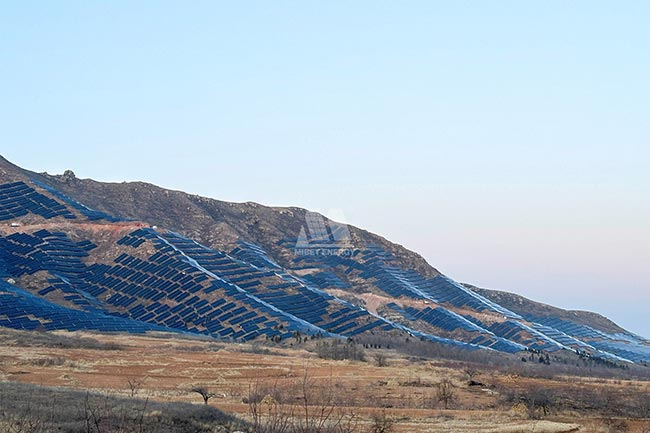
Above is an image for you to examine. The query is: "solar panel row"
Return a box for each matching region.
[31,179,124,222]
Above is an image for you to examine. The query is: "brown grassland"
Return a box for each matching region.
[0,329,649,433]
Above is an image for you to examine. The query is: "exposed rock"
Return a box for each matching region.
[61,169,77,182]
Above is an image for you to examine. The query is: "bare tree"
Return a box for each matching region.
[298,369,336,433]
[369,410,394,433]
[247,369,360,433]
[522,387,555,419]
[191,387,216,405]
[374,353,388,367]
[637,392,650,433]
[602,418,629,433]
[316,340,366,361]
[84,391,107,433]
[436,379,455,410]
[127,377,145,398]
[247,379,294,433]
[2,392,45,433]
[463,367,479,382]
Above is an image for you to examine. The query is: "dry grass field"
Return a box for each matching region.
[1,329,649,433]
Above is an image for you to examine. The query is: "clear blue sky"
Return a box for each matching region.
[2,2,649,336]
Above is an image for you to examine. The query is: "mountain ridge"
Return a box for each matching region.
[463,283,626,335]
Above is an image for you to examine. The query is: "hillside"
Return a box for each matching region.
[35,168,438,280]
[465,283,627,335]
[0,154,649,364]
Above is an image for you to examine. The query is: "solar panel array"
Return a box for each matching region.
[160,232,390,337]
[387,303,484,333]
[0,229,96,279]
[0,280,174,334]
[229,241,281,270]
[300,271,349,289]
[281,239,650,361]
[487,320,566,352]
[290,243,519,324]
[0,218,419,343]
[529,316,650,363]
[1,180,649,362]
[0,220,398,341]
[32,179,124,222]
[385,302,524,353]
[3,227,337,340]
[90,229,323,340]
[0,182,76,221]
[529,322,595,351]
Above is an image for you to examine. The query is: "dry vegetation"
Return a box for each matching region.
[0,328,649,433]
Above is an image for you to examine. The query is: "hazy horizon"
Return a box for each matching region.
[2,2,649,336]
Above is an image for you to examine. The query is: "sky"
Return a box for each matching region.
[1,2,649,336]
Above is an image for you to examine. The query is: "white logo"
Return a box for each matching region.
[294,211,354,257]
